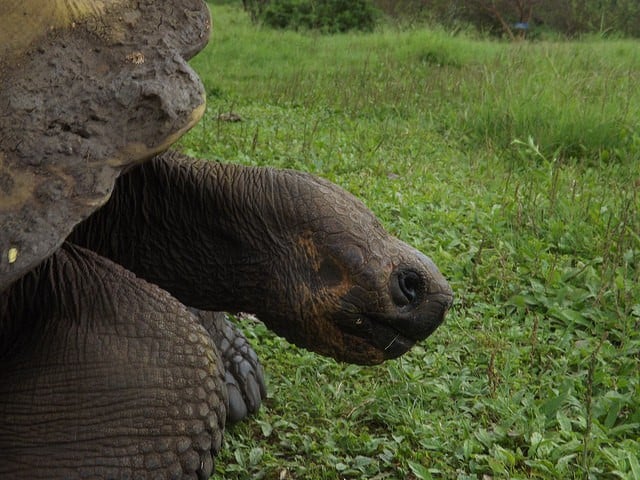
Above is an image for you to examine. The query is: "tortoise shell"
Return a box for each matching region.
[0,0,211,290]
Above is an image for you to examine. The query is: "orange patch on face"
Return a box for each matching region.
[289,230,387,363]
[295,231,320,268]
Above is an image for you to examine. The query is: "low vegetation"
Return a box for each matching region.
[180,3,640,478]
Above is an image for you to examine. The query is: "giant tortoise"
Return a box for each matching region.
[0,1,453,478]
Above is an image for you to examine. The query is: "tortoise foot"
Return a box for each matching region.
[193,310,268,424]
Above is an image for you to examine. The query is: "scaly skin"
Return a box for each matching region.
[0,243,226,479]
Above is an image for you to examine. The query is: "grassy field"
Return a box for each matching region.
[180,4,640,479]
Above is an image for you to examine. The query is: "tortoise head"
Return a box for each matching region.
[241,169,453,365]
[65,152,451,366]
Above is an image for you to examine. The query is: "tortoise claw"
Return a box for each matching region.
[190,309,267,424]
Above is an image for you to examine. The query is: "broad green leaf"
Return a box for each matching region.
[407,461,433,480]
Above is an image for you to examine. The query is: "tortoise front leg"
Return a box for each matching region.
[0,243,226,479]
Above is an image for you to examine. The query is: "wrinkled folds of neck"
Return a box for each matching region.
[70,151,293,313]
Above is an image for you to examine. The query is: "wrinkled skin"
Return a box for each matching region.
[71,151,453,365]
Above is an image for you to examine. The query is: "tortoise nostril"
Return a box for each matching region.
[392,269,423,307]
[399,270,421,303]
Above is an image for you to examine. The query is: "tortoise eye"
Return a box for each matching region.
[342,245,364,266]
[318,257,343,286]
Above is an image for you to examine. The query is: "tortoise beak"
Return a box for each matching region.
[369,289,453,360]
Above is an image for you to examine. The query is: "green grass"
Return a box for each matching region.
[181,4,640,479]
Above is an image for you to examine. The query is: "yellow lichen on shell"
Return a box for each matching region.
[0,0,125,60]
[7,248,18,264]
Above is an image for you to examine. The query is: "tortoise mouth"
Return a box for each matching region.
[366,321,417,359]
[342,291,454,362]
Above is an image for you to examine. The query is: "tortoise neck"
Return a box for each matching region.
[69,151,294,314]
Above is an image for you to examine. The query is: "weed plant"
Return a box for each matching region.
[181,4,640,478]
